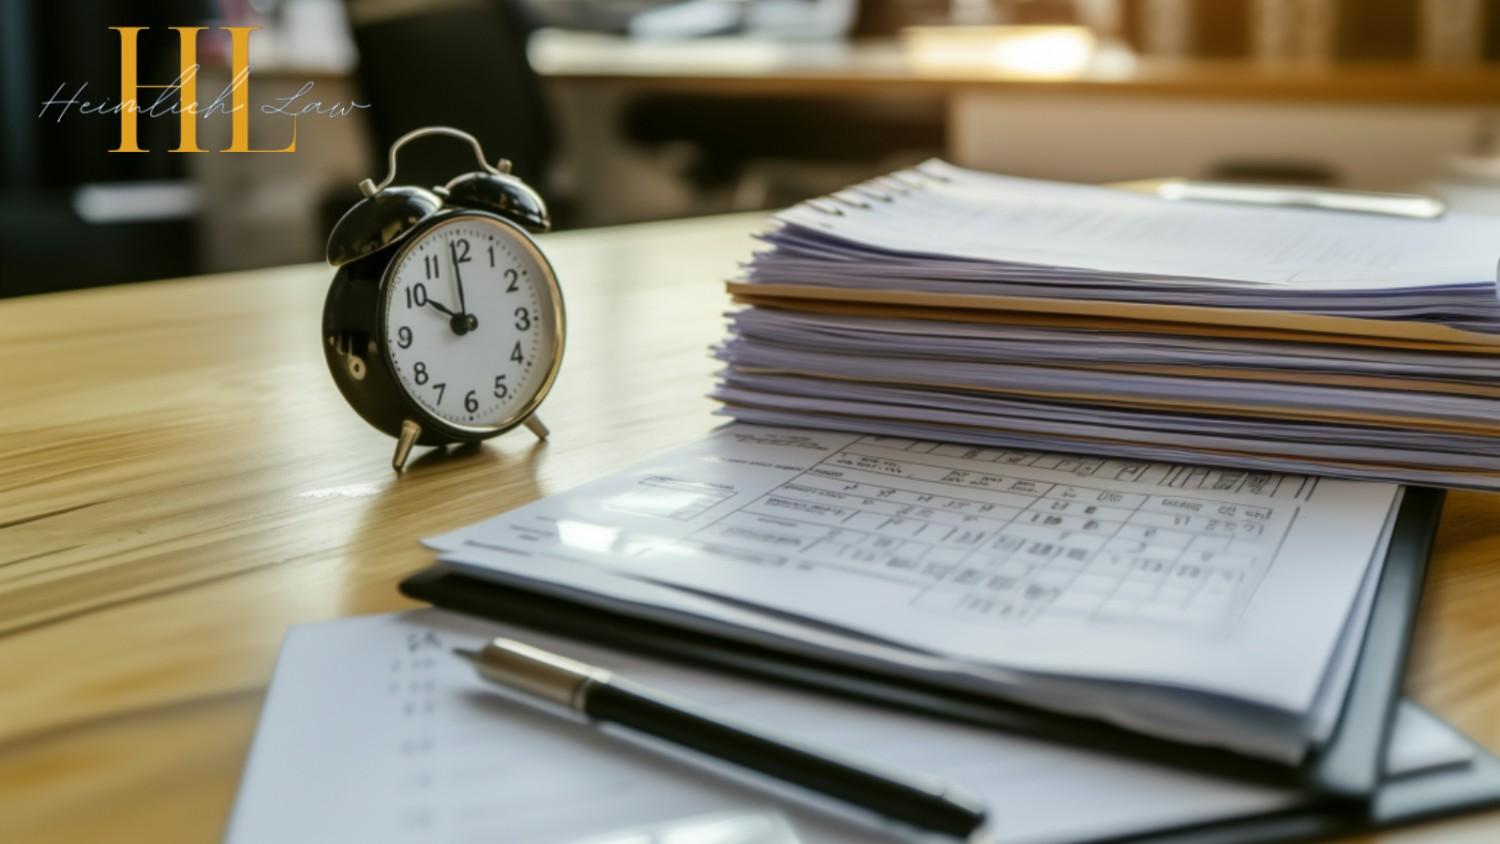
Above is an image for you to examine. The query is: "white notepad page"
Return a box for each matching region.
[778,160,1500,289]
[428,425,1400,759]
[223,611,1472,844]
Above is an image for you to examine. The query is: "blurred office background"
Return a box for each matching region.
[1,0,1499,296]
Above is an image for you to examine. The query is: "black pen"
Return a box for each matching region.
[454,638,991,841]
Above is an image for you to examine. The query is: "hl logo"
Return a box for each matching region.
[112,25,295,154]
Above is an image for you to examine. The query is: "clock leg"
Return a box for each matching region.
[523,415,550,440]
[393,419,423,472]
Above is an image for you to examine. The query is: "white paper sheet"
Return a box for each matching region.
[430,425,1396,708]
[725,309,1500,378]
[775,160,1500,290]
[718,341,1500,425]
[717,404,1493,491]
[223,611,1473,844]
[710,381,1500,471]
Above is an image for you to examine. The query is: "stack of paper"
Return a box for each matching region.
[715,161,1500,489]
[427,426,1403,764]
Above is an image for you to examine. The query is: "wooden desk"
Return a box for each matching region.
[3,213,1500,843]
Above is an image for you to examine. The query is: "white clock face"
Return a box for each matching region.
[383,215,561,432]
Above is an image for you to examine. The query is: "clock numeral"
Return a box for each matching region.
[488,245,496,268]
[514,307,531,331]
[405,283,429,309]
[424,255,439,279]
[413,361,429,385]
[396,326,413,349]
[504,268,519,293]
[464,390,479,413]
[432,382,446,404]
[453,238,472,264]
[493,374,509,399]
[510,342,524,364]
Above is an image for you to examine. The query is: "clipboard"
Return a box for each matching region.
[400,487,1446,803]
[1112,738,1500,844]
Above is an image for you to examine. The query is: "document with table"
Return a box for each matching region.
[423,425,1399,763]
[223,610,1490,844]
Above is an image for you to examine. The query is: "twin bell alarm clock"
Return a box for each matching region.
[323,127,565,471]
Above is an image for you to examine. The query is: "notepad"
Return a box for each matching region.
[776,160,1500,292]
[426,425,1403,763]
[223,610,1478,844]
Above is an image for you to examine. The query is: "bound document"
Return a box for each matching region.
[417,426,1416,773]
[719,161,1500,490]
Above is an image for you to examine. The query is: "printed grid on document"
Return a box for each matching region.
[681,437,1300,629]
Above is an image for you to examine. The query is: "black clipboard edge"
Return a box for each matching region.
[1112,738,1500,844]
[1305,487,1444,797]
[400,488,1444,798]
[400,566,1302,789]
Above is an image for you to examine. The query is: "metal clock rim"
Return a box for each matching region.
[377,209,566,441]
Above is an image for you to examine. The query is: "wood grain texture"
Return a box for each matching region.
[2,211,1499,843]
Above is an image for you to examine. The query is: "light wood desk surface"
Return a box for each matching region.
[529,30,1500,104]
[4,213,1500,843]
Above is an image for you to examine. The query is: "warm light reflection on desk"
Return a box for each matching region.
[902,25,1099,77]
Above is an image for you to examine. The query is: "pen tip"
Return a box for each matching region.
[452,647,481,662]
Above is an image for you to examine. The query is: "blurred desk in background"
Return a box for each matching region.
[530,29,1500,101]
[213,29,1500,240]
[528,33,947,225]
[530,30,1500,223]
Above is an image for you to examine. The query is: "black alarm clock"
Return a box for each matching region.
[323,127,565,471]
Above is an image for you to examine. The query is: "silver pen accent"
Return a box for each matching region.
[454,639,610,711]
[455,638,990,840]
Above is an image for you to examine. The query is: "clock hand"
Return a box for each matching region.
[450,241,469,317]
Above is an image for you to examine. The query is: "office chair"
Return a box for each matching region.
[341,0,557,198]
[617,0,945,206]
[623,94,944,207]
